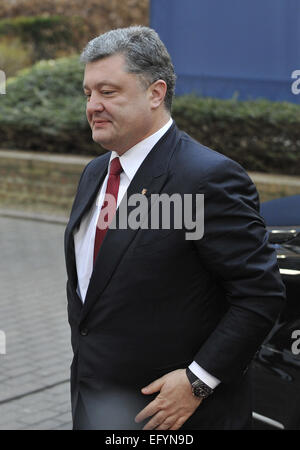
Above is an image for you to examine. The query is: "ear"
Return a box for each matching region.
[148,80,167,109]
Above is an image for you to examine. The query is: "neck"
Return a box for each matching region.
[117,112,171,156]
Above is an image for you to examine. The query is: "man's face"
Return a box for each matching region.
[83,54,156,154]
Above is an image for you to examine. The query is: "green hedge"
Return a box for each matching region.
[0,16,85,60]
[1,55,300,174]
[173,96,300,175]
[0,56,100,154]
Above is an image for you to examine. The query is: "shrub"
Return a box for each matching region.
[0,0,149,46]
[0,15,87,62]
[0,56,100,154]
[172,95,300,175]
[1,55,300,175]
[0,36,34,77]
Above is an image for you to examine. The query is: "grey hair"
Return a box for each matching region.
[80,26,176,111]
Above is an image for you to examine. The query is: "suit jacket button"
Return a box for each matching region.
[80,328,88,336]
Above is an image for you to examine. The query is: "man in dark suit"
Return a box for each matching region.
[64,26,286,430]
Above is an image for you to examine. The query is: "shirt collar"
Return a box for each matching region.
[109,118,173,182]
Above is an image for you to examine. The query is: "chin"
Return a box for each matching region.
[92,136,115,151]
[92,131,108,144]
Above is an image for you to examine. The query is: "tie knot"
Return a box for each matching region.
[109,157,123,176]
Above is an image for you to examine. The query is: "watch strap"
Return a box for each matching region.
[186,367,214,398]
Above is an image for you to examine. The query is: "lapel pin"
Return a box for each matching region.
[141,188,147,195]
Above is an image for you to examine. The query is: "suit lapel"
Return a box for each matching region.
[65,152,110,298]
[80,123,181,322]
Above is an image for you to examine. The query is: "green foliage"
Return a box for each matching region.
[0,55,100,154]
[0,36,34,77]
[172,95,300,174]
[1,55,300,174]
[0,15,86,61]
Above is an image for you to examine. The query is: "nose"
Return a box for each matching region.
[86,93,105,118]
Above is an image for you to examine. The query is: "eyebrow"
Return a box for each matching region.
[82,81,119,90]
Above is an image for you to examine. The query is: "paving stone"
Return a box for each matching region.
[19,419,65,430]
[0,217,73,429]
[56,412,72,423]
[51,403,72,414]
[53,422,73,430]
[19,408,64,426]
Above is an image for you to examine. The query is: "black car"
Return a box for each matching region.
[252,195,300,430]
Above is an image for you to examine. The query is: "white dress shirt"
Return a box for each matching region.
[73,117,220,389]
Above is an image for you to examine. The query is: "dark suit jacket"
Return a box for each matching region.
[64,122,286,429]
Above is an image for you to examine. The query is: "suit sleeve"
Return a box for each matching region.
[192,157,286,383]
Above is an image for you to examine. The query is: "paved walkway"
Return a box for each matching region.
[0,216,72,430]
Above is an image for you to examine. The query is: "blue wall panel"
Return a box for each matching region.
[150,0,300,103]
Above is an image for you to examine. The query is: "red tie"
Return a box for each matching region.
[93,157,123,263]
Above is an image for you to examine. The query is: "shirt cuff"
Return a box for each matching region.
[188,361,221,389]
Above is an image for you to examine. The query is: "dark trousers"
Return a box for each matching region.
[72,387,151,430]
[72,385,252,431]
[73,394,93,430]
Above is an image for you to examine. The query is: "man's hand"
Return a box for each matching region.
[135,369,203,430]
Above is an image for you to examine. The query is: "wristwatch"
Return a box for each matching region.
[186,367,214,399]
